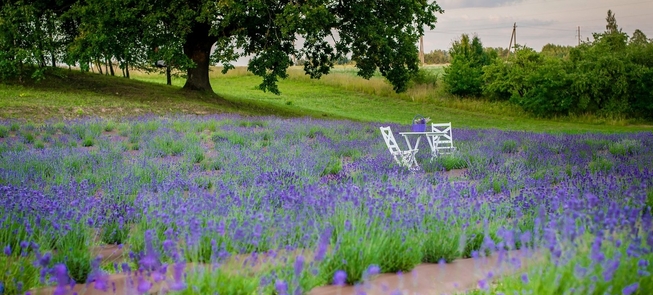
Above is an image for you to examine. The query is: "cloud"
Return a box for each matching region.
[437,0,527,9]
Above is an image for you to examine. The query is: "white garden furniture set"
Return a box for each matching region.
[379,122,456,171]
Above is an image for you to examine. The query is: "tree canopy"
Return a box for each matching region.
[0,0,444,94]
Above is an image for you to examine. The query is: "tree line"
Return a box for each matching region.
[0,0,444,94]
[442,10,653,119]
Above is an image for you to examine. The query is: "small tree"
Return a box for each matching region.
[443,34,493,97]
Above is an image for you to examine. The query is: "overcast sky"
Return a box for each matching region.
[425,0,653,52]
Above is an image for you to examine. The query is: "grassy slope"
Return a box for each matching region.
[1,67,652,133]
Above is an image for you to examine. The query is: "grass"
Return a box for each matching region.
[0,66,651,133]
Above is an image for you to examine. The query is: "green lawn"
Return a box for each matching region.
[1,66,652,133]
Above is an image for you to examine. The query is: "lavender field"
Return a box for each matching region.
[0,115,652,295]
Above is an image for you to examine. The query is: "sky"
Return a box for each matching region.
[232,0,653,65]
[423,0,653,52]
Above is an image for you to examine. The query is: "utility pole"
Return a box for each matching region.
[508,22,517,55]
[419,35,424,65]
[577,26,581,45]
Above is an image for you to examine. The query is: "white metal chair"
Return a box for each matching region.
[380,126,419,170]
[430,122,456,156]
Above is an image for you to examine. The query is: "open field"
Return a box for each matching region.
[1,115,652,294]
[1,67,652,133]
[1,66,653,294]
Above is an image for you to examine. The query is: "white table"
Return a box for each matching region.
[398,131,448,161]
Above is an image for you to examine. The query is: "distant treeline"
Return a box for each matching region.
[442,10,653,119]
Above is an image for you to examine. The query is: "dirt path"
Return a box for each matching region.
[31,249,538,295]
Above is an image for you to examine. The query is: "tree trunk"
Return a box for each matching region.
[108,57,115,76]
[166,66,171,85]
[182,23,217,92]
[125,62,130,78]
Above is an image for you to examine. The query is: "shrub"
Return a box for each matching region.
[82,136,94,147]
[608,139,640,156]
[443,34,494,97]
[588,157,613,174]
[22,132,35,144]
[502,140,518,153]
[0,255,40,295]
[422,226,461,263]
[101,220,130,245]
[321,156,342,176]
[438,154,468,171]
[409,68,439,86]
[177,266,260,295]
[52,225,92,283]
[0,125,8,138]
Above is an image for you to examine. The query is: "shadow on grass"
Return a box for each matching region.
[1,68,347,122]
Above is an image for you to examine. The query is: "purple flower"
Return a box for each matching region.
[19,241,29,249]
[3,245,10,256]
[367,265,380,277]
[39,252,52,267]
[275,280,288,295]
[93,272,109,292]
[294,255,305,277]
[333,270,347,286]
[622,282,639,295]
[478,279,488,290]
[137,277,152,294]
[521,273,529,284]
[602,258,620,282]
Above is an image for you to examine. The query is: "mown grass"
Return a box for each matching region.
[1,66,652,133]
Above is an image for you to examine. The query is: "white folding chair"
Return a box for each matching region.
[430,122,456,157]
[379,126,419,170]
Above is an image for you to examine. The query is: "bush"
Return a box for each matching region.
[443,34,494,97]
[0,255,40,295]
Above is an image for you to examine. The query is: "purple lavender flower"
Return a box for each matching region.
[367,265,380,277]
[521,273,529,284]
[275,280,288,295]
[622,282,639,295]
[478,279,488,290]
[602,258,620,282]
[39,252,51,267]
[137,277,152,294]
[294,255,305,277]
[3,245,10,256]
[333,270,347,286]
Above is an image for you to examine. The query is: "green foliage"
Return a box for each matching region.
[436,154,468,171]
[319,212,422,284]
[479,10,653,119]
[0,125,8,138]
[588,157,613,174]
[101,220,130,245]
[409,68,439,87]
[501,140,518,153]
[52,225,93,283]
[202,158,223,171]
[444,34,495,97]
[0,255,40,295]
[608,139,640,156]
[473,233,653,295]
[173,266,260,295]
[422,226,461,263]
[21,132,35,144]
[82,136,94,147]
[321,156,343,176]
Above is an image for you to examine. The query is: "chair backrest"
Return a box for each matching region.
[379,126,402,154]
[431,122,454,148]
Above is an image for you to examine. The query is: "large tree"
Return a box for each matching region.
[87,0,444,94]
